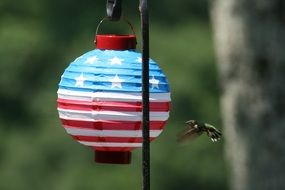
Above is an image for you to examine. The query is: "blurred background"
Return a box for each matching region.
[0,0,227,189]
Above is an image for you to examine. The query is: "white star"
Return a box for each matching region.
[110,74,124,88]
[75,73,86,87]
[149,75,159,89]
[109,56,124,65]
[85,56,99,64]
[136,57,142,63]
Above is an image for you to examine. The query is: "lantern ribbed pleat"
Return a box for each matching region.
[57,36,170,164]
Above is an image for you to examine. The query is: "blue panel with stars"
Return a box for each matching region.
[59,49,170,93]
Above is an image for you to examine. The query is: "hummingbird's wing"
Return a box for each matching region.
[177,129,201,142]
[177,120,202,142]
[204,123,222,142]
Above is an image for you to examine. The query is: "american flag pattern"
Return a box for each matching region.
[57,49,171,152]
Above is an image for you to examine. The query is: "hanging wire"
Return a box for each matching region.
[94,16,137,45]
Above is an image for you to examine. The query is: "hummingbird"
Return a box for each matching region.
[177,120,222,143]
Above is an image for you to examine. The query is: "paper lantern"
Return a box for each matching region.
[57,34,171,164]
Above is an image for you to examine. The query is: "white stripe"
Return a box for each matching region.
[57,89,171,102]
[65,126,162,137]
[58,108,169,121]
[78,141,142,147]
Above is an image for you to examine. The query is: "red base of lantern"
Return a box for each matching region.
[95,151,131,164]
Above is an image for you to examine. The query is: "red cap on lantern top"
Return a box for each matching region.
[57,33,171,164]
[96,34,137,50]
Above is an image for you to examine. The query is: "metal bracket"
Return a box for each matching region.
[106,0,122,21]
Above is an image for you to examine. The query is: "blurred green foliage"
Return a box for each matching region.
[0,0,228,189]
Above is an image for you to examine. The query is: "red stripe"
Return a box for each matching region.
[72,135,155,143]
[57,98,170,112]
[61,119,166,130]
[87,139,156,152]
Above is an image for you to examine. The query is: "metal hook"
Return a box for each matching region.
[106,0,122,21]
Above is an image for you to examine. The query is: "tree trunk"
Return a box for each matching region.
[210,0,285,190]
